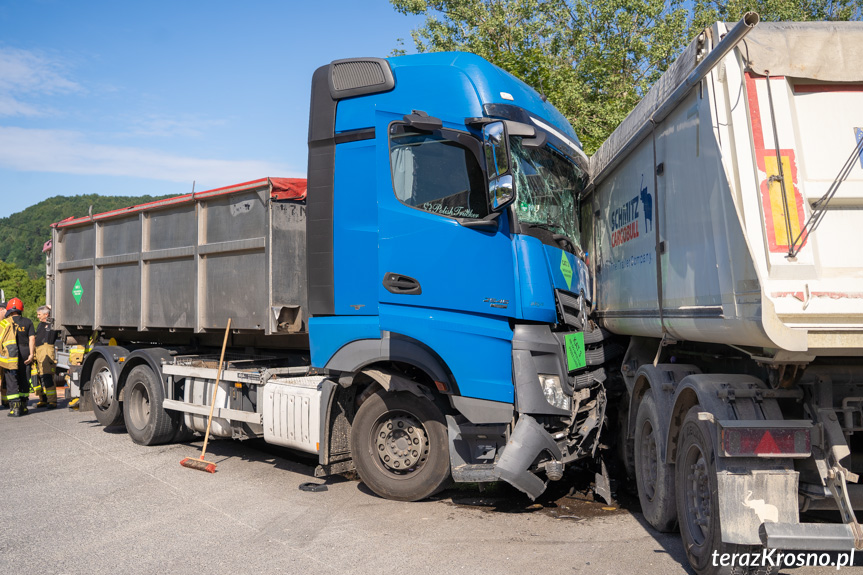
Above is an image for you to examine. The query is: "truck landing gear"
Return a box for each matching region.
[351,389,450,502]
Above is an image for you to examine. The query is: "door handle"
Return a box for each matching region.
[383,273,422,295]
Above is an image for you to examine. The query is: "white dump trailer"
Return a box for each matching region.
[586,15,863,574]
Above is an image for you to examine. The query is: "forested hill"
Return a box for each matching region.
[0,194,172,278]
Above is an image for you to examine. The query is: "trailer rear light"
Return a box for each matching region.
[718,421,811,458]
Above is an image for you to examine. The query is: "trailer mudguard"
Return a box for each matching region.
[666,373,798,545]
[628,363,702,465]
[117,348,172,400]
[665,374,786,464]
[81,345,130,393]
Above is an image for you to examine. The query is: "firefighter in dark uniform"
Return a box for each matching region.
[4,298,35,417]
[33,305,58,409]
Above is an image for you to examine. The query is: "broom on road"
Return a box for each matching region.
[180,318,231,473]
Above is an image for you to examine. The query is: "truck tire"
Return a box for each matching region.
[90,357,123,427]
[634,390,677,532]
[676,406,777,575]
[350,389,450,502]
[123,364,177,446]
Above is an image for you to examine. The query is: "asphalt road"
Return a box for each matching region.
[1,397,859,575]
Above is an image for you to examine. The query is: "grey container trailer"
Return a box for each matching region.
[50,178,309,347]
[48,177,320,447]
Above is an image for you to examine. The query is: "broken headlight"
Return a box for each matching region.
[540,375,570,411]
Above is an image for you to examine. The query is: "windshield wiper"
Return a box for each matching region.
[553,233,584,260]
[522,223,584,259]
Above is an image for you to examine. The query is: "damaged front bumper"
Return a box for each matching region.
[447,322,610,500]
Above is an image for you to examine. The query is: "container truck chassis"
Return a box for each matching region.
[50,44,615,505]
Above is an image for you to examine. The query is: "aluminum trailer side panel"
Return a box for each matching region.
[51,178,308,337]
[589,21,863,354]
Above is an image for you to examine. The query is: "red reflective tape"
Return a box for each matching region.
[745,73,809,253]
[745,72,765,150]
[794,84,863,93]
[811,291,863,299]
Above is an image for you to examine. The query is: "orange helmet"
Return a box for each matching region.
[6,298,23,314]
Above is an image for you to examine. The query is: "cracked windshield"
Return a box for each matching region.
[511,137,585,250]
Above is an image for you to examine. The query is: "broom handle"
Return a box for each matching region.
[200,318,231,461]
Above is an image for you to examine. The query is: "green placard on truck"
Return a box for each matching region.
[72,278,83,305]
[564,332,586,372]
[560,251,573,290]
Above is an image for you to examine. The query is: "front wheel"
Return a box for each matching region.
[350,389,450,501]
[122,365,178,446]
[90,357,123,427]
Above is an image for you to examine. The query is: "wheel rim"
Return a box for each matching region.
[370,410,429,478]
[681,442,712,545]
[639,420,658,501]
[128,381,151,431]
[91,367,114,409]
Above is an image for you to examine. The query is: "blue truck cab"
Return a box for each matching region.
[307,53,607,501]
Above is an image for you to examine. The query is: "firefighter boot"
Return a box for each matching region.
[18,397,29,416]
[7,399,20,417]
[42,375,57,409]
[33,373,46,407]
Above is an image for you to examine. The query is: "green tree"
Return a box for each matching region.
[692,0,862,27]
[0,194,172,278]
[0,259,45,323]
[392,0,863,154]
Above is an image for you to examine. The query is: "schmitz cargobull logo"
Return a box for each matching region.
[610,175,652,248]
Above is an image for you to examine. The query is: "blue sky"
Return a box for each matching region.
[0,0,425,216]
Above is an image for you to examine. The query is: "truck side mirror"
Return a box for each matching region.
[482,121,515,212]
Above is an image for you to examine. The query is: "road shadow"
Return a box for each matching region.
[74,415,127,434]
[435,463,694,573]
[174,435,351,489]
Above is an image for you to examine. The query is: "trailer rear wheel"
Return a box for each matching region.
[123,364,177,446]
[350,389,450,502]
[676,406,776,575]
[90,357,123,427]
[634,390,677,532]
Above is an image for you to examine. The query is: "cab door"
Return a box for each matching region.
[376,117,516,320]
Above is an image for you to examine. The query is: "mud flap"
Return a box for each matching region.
[717,470,800,545]
[496,414,562,500]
